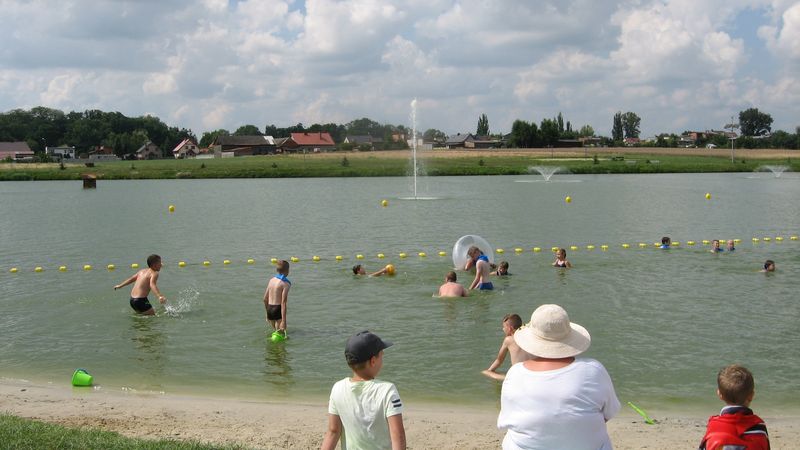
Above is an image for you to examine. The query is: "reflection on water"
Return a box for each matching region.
[130,317,167,378]
[263,338,293,389]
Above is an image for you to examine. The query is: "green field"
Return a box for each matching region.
[0,414,242,450]
[0,152,797,181]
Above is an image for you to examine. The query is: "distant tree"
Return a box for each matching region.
[423,128,447,142]
[539,118,560,147]
[622,112,641,138]
[612,112,623,142]
[509,119,539,148]
[578,125,595,137]
[476,113,489,136]
[346,117,384,137]
[234,124,262,136]
[200,129,230,147]
[738,108,773,136]
[556,112,564,134]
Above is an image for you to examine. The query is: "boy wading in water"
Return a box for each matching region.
[264,260,291,336]
[465,246,492,290]
[114,254,166,316]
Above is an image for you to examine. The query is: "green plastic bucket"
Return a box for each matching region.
[270,331,286,343]
[71,368,93,386]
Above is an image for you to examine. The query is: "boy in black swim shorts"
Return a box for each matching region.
[263,260,292,334]
[114,254,166,316]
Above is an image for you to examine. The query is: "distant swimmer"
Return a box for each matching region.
[711,239,723,253]
[660,236,671,249]
[481,314,532,381]
[727,240,736,252]
[438,271,467,297]
[466,246,492,290]
[762,260,775,272]
[264,260,291,336]
[352,264,394,277]
[113,254,166,316]
[553,248,572,268]
[492,261,510,276]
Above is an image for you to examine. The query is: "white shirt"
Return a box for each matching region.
[328,377,404,450]
[497,358,621,450]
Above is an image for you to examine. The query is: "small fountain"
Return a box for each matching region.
[529,165,564,181]
[758,165,790,178]
[400,99,437,200]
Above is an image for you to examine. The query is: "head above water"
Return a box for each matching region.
[499,261,509,271]
[445,271,457,282]
[557,248,567,258]
[467,246,483,259]
[764,260,775,272]
[712,239,720,248]
[503,313,523,331]
[717,364,755,406]
[276,260,290,275]
[147,254,162,270]
[352,264,364,275]
[661,236,671,245]
[727,240,735,250]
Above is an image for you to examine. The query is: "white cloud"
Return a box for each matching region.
[760,2,800,60]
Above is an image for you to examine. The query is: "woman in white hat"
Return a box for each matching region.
[497,304,621,450]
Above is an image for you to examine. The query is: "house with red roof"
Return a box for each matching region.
[0,141,34,161]
[281,132,336,153]
[172,138,199,159]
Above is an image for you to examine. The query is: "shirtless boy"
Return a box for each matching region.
[481,314,531,380]
[113,254,166,316]
[438,271,467,297]
[466,246,492,290]
[264,260,291,335]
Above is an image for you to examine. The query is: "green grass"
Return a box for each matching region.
[1,153,798,181]
[0,414,245,450]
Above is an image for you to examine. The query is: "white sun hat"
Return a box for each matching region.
[513,304,591,359]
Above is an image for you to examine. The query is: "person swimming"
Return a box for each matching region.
[660,236,671,249]
[552,248,572,268]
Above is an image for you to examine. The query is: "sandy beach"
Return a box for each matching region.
[2,379,798,449]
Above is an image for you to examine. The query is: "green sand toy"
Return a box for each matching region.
[627,401,655,424]
[270,330,287,343]
[71,368,93,386]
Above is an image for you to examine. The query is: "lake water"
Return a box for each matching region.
[1,173,799,411]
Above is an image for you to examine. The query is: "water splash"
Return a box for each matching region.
[163,287,200,317]
[528,166,565,181]
[757,165,790,178]
[410,98,419,199]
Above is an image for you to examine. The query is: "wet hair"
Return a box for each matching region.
[662,236,671,245]
[503,314,523,330]
[764,260,775,270]
[146,254,161,268]
[558,248,567,257]
[717,364,754,405]
[276,260,289,275]
[352,264,362,275]
[499,261,509,270]
[467,246,482,257]
[445,271,457,282]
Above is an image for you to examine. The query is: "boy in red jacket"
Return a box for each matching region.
[699,364,769,450]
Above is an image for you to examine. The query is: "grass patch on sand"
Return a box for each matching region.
[0,414,243,450]
[0,152,797,181]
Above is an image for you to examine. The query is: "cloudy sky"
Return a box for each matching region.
[1,0,798,137]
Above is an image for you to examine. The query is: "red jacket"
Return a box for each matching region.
[699,406,769,450]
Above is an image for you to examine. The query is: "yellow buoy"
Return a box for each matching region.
[586,245,595,250]
[569,245,578,251]
[551,246,559,252]
[203,260,211,266]
[83,265,92,271]
[356,254,364,260]
[247,259,255,264]
[168,205,175,213]
[533,247,542,252]
[687,240,696,246]
[705,193,711,200]
[381,199,388,207]
[10,267,18,273]
[672,241,680,246]
[312,256,320,262]
[399,252,407,258]
[418,252,427,257]
[702,240,710,245]
[600,245,608,251]
[178,261,186,267]
[496,249,504,254]
[622,243,630,249]
[637,243,647,248]
[270,258,278,264]
[59,265,67,272]
[752,237,759,242]
[734,238,742,243]
[377,253,385,259]
[335,255,344,261]
[223,259,231,265]
[290,257,299,263]
[565,196,572,203]
[763,237,771,242]
[775,237,783,242]
[34,266,44,272]
[107,264,115,271]
[514,248,523,254]
[131,263,139,269]
[438,251,447,257]
[790,236,798,241]
[385,264,396,275]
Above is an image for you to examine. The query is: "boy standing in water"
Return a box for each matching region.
[264,260,291,335]
[481,314,531,381]
[113,254,166,316]
[438,271,467,297]
[465,246,492,290]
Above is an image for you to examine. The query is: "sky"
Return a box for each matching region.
[0,0,798,138]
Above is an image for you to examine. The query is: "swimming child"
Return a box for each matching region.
[660,236,671,249]
[113,254,166,316]
[466,246,492,290]
[264,260,291,335]
[481,314,532,381]
[552,248,572,268]
[438,271,467,297]
[711,240,723,253]
[493,261,510,276]
[727,240,736,251]
[762,260,775,272]
[352,264,394,277]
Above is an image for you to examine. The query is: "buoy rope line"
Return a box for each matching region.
[4,236,797,274]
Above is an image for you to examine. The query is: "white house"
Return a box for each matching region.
[45,146,76,160]
[172,138,199,159]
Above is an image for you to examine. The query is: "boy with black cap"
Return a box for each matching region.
[321,331,406,450]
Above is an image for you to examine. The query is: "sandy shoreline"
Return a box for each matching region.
[2,379,799,449]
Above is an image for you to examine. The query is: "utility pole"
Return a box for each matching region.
[724,116,739,163]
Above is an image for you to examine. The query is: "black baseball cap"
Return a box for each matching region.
[345,331,393,364]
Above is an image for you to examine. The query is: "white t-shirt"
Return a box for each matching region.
[328,377,404,450]
[497,358,621,450]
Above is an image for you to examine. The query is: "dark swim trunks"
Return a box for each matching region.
[266,304,282,321]
[478,282,494,290]
[130,297,153,313]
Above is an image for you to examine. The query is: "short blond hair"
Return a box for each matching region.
[717,364,754,405]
